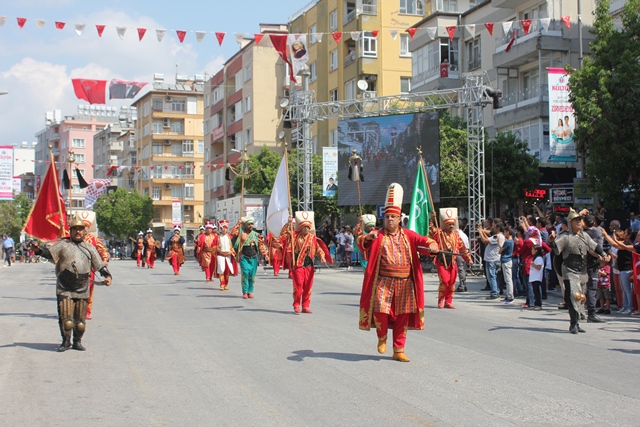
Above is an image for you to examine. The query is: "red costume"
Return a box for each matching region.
[197,225,219,282]
[84,232,110,320]
[166,229,186,275]
[136,235,145,267]
[265,232,284,276]
[145,233,156,268]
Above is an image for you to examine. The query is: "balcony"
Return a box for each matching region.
[361,1,377,15]
[344,9,356,25]
[494,85,549,128]
[494,20,568,68]
[49,133,60,141]
[344,50,356,66]
[411,67,461,92]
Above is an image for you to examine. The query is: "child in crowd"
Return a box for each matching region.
[596,257,612,314]
[528,245,545,310]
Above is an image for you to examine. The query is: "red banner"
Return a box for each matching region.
[484,22,494,36]
[72,79,107,104]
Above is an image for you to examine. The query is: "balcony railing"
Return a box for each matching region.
[344,50,357,66]
[502,84,548,107]
[496,20,562,50]
[344,9,356,25]
[361,1,377,15]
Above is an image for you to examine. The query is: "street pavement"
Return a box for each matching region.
[1,258,639,427]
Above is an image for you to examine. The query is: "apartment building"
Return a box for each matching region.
[132,75,205,236]
[35,106,122,209]
[93,108,137,190]
[288,0,425,150]
[203,24,289,219]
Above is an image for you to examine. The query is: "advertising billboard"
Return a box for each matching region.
[337,113,440,206]
[322,147,338,197]
[548,68,577,162]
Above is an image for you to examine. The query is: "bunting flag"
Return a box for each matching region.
[72,78,107,105]
[36,19,46,28]
[96,24,105,37]
[313,33,323,42]
[116,26,127,39]
[17,17,27,29]
[234,33,245,47]
[350,31,361,41]
[502,21,513,35]
[55,21,65,30]
[176,30,186,43]
[407,28,417,40]
[137,27,147,41]
[331,31,342,43]
[109,79,148,99]
[389,30,398,40]
[62,169,71,190]
[84,179,111,210]
[408,160,430,237]
[465,24,476,38]
[426,27,437,40]
[446,26,456,41]
[269,34,296,83]
[215,32,225,45]
[266,155,290,237]
[195,31,206,43]
[484,22,494,36]
[521,19,532,35]
[561,16,571,29]
[371,30,378,38]
[540,18,551,32]
[0,16,6,27]
[254,33,264,44]
[156,29,166,42]
[22,151,68,240]
[75,23,85,36]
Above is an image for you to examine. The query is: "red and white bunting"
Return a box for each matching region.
[36,19,46,28]
[484,22,494,36]
[371,30,378,39]
[176,30,187,43]
[215,32,225,46]
[116,26,127,39]
[137,27,147,41]
[17,17,27,29]
[55,21,66,30]
[446,26,456,41]
[427,27,437,40]
[521,19,532,35]
[350,31,361,41]
[313,33,323,42]
[407,28,417,40]
[465,24,475,38]
[0,16,6,27]
[234,33,245,47]
[96,25,106,37]
[195,31,206,43]
[75,23,85,36]
[389,30,398,40]
[540,18,551,32]
[502,21,513,35]
[561,16,571,29]
[254,33,264,44]
[156,29,166,42]
[331,31,342,43]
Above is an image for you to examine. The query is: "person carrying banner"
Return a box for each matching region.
[280,212,332,313]
[197,221,219,282]
[144,229,157,268]
[32,214,112,352]
[216,220,237,290]
[265,231,284,276]
[166,226,186,275]
[355,214,378,270]
[230,217,267,298]
[430,209,473,309]
[359,183,439,362]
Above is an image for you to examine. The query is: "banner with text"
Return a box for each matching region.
[548,68,577,163]
[322,147,338,197]
[0,146,14,200]
[172,200,182,227]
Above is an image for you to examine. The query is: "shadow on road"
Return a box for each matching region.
[488,326,562,333]
[287,349,382,362]
[2,296,56,302]
[319,292,360,296]
[608,348,640,355]
[0,312,57,319]
[0,342,58,352]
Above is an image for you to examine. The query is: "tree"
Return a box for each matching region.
[567,0,640,206]
[0,193,33,241]
[93,188,154,239]
[486,132,541,214]
[438,112,468,209]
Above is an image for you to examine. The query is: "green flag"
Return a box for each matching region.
[408,160,431,236]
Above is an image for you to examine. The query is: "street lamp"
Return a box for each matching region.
[0,91,8,96]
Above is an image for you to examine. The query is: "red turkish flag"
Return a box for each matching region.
[446,26,457,41]
[407,28,417,40]
[506,29,518,52]
[176,30,187,43]
[521,19,532,35]
[371,30,379,38]
[150,166,155,170]
[484,22,494,36]
[254,34,263,44]
[55,21,66,30]
[71,79,107,105]
[215,32,225,45]
[561,16,571,29]
[23,152,68,240]
[17,18,27,29]
[269,34,296,83]
[332,31,342,43]
[96,25,106,37]
[137,28,147,41]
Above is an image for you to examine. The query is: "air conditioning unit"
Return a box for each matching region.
[164,184,171,190]
[165,96,172,102]
[163,118,170,128]
[164,140,172,146]
[283,89,290,97]
[363,91,376,99]
[364,74,377,82]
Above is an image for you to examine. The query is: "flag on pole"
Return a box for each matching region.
[23,151,68,240]
[408,160,431,236]
[266,155,290,237]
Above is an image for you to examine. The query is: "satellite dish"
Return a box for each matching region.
[278,131,285,140]
[357,80,368,91]
[279,98,290,108]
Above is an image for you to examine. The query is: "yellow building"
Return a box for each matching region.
[288,0,425,148]
[132,74,205,238]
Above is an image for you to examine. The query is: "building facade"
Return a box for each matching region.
[131,75,205,236]
[93,110,137,191]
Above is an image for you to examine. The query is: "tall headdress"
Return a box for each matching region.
[384,183,403,216]
[294,211,315,231]
[440,208,458,227]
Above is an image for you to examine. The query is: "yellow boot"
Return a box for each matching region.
[392,351,410,362]
[377,337,387,354]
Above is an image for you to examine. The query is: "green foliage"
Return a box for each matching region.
[93,188,154,239]
[486,132,541,209]
[438,112,468,209]
[0,193,33,241]
[567,0,640,206]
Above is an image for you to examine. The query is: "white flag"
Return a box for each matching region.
[426,27,437,40]
[266,155,290,237]
[116,26,127,39]
[156,29,166,42]
[540,18,551,32]
[502,21,513,35]
[75,23,86,36]
[465,24,476,38]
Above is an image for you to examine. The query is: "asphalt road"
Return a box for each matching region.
[1,259,639,427]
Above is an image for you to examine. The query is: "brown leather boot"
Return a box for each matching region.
[392,351,410,362]
[377,338,386,354]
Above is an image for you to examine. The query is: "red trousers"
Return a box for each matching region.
[291,266,314,309]
[170,254,181,274]
[437,264,458,305]
[272,253,282,276]
[146,252,155,268]
[203,262,216,281]
[373,312,409,352]
[87,270,95,317]
[137,252,145,267]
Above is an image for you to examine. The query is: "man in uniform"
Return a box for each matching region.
[216,220,237,290]
[135,231,145,267]
[264,231,284,276]
[144,228,157,268]
[430,209,473,309]
[280,213,331,313]
[197,221,219,282]
[33,214,112,352]
[78,211,110,320]
[194,225,205,264]
[355,214,378,270]
[230,217,267,299]
[549,209,608,334]
[166,226,186,275]
[359,183,439,362]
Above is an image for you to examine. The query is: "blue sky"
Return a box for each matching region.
[0,0,307,145]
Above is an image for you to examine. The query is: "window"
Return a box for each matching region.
[245,128,252,146]
[235,132,243,151]
[152,98,163,111]
[360,32,377,57]
[244,95,252,113]
[197,140,204,153]
[235,70,243,92]
[204,93,210,108]
[152,186,161,200]
[71,199,85,208]
[171,121,184,134]
[401,77,412,93]
[400,34,411,57]
[329,10,338,31]
[182,140,194,154]
[172,143,182,156]
[466,37,481,71]
[143,123,150,136]
[75,153,85,163]
[72,138,85,148]
[142,145,150,160]
[212,86,221,104]
[244,64,252,82]
[309,25,318,44]
[71,184,85,194]
[436,0,458,12]
[345,79,356,100]
[142,102,150,117]
[400,0,424,15]
[171,186,182,198]
[330,49,338,71]
[234,101,243,122]
[330,88,339,102]
[171,99,186,112]
[152,143,163,155]
[310,61,317,81]
[73,168,84,178]
[184,183,195,200]
[152,121,163,134]
[185,162,194,176]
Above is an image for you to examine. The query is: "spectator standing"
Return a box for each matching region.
[2,234,15,266]
[160,237,166,262]
[629,212,640,232]
[500,228,515,304]
[477,222,505,300]
[601,227,636,314]
[596,257,612,314]
[336,227,346,266]
[529,245,545,310]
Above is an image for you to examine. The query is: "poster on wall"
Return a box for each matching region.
[172,200,182,227]
[322,147,338,197]
[0,146,14,200]
[548,68,577,162]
